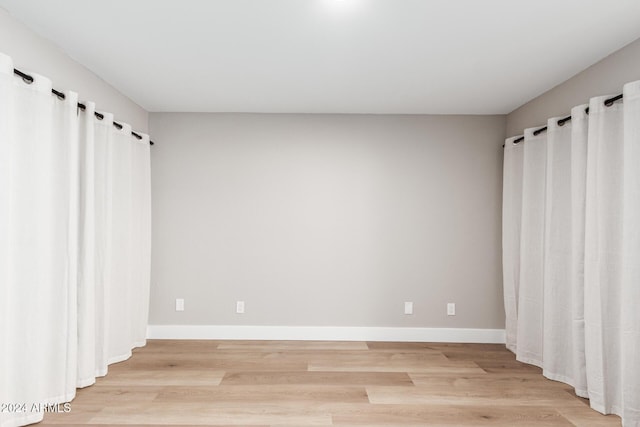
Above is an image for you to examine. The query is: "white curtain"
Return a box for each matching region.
[0,52,152,427]
[503,80,640,426]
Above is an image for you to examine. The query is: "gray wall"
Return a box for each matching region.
[0,7,148,132]
[507,37,640,137]
[149,113,506,329]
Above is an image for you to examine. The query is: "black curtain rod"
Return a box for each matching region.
[507,93,623,146]
[13,68,154,146]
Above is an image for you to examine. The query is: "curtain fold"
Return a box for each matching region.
[131,133,152,347]
[569,105,589,399]
[502,135,524,352]
[0,51,151,427]
[542,114,574,385]
[516,128,547,368]
[621,80,640,426]
[503,79,640,426]
[584,94,625,415]
[108,121,137,364]
[77,101,98,387]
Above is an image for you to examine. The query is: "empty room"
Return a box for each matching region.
[1,0,640,426]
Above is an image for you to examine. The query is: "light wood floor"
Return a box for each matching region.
[41,340,621,426]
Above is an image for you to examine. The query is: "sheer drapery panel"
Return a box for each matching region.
[502,80,640,426]
[0,52,151,427]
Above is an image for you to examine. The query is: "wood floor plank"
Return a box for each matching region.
[366,342,504,352]
[307,352,481,373]
[331,403,574,425]
[97,369,225,386]
[556,404,623,427]
[407,373,573,391]
[365,341,438,351]
[221,371,414,386]
[70,386,161,405]
[474,358,544,374]
[138,340,222,353]
[213,349,442,359]
[366,385,583,406]
[422,343,507,351]
[153,385,369,404]
[117,353,308,371]
[40,408,102,425]
[308,358,485,374]
[309,350,448,361]
[88,402,332,425]
[440,349,523,361]
[216,340,368,351]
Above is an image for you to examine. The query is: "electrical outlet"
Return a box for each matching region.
[175,298,184,312]
[236,300,245,314]
[447,302,456,316]
[404,301,413,315]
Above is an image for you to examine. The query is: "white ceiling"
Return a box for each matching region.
[2,0,640,114]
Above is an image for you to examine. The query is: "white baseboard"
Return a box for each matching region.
[147,325,505,344]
